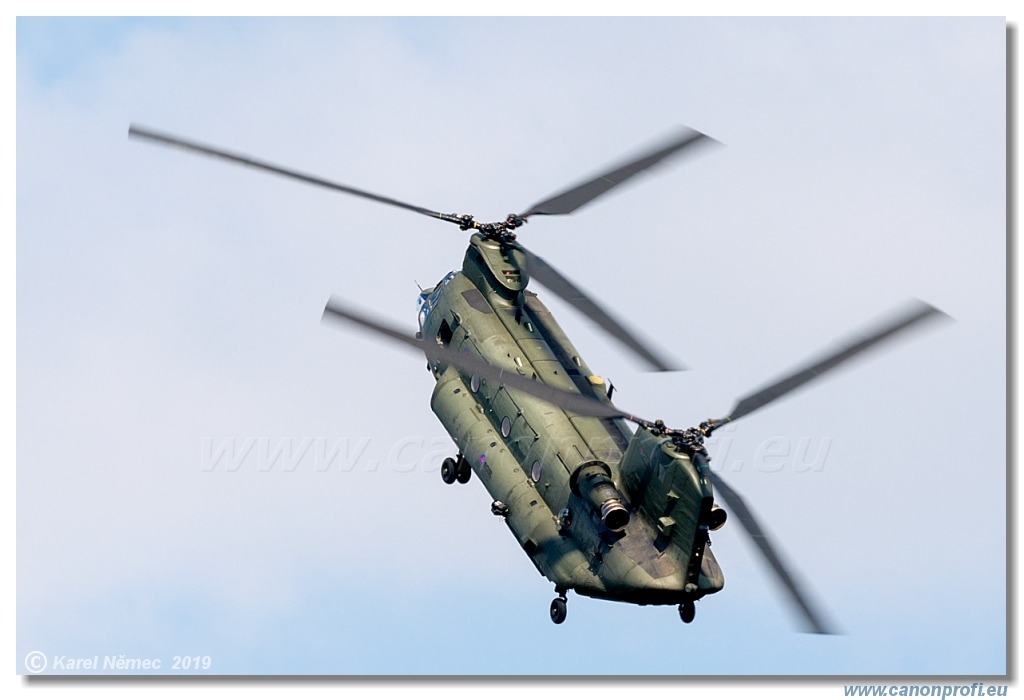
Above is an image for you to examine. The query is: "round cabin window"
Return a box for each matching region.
[531,460,542,482]
[470,374,480,392]
[501,416,512,438]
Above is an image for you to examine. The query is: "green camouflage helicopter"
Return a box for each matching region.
[130,125,945,633]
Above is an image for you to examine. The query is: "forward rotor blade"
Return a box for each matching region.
[709,472,835,634]
[519,245,682,371]
[322,298,642,420]
[521,128,717,218]
[128,124,463,224]
[723,300,949,425]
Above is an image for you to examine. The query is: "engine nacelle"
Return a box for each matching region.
[570,461,630,532]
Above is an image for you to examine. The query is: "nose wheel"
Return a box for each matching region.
[678,600,696,624]
[455,457,472,483]
[440,457,458,484]
[441,455,472,485]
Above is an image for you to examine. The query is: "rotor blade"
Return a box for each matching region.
[519,245,682,371]
[709,472,835,634]
[521,127,718,218]
[128,124,465,225]
[322,298,645,421]
[723,300,949,425]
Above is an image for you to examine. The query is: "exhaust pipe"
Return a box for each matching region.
[570,461,630,532]
[708,504,727,531]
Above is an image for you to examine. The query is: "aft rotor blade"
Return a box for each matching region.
[519,245,682,371]
[128,124,465,225]
[709,472,835,634]
[322,298,642,420]
[722,300,949,425]
[521,128,717,218]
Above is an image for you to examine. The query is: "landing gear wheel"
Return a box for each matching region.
[679,601,696,624]
[550,597,568,625]
[455,457,472,484]
[440,458,458,485]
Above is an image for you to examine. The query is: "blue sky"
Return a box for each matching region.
[13,14,1008,684]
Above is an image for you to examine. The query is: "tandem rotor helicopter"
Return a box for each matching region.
[130,124,946,633]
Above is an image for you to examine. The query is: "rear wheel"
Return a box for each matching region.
[550,597,567,624]
[679,601,696,624]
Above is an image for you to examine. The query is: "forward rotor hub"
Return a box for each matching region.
[448,212,527,245]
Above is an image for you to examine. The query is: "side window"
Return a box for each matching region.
[437,319,454,347]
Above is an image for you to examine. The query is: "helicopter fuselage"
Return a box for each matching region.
[419,233,725,607]
[130,122,931,631]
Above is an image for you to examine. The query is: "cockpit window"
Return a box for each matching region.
[417,271,458,330]
[417,292,432,330]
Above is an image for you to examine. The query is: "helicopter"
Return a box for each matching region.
[129,124,946,633]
